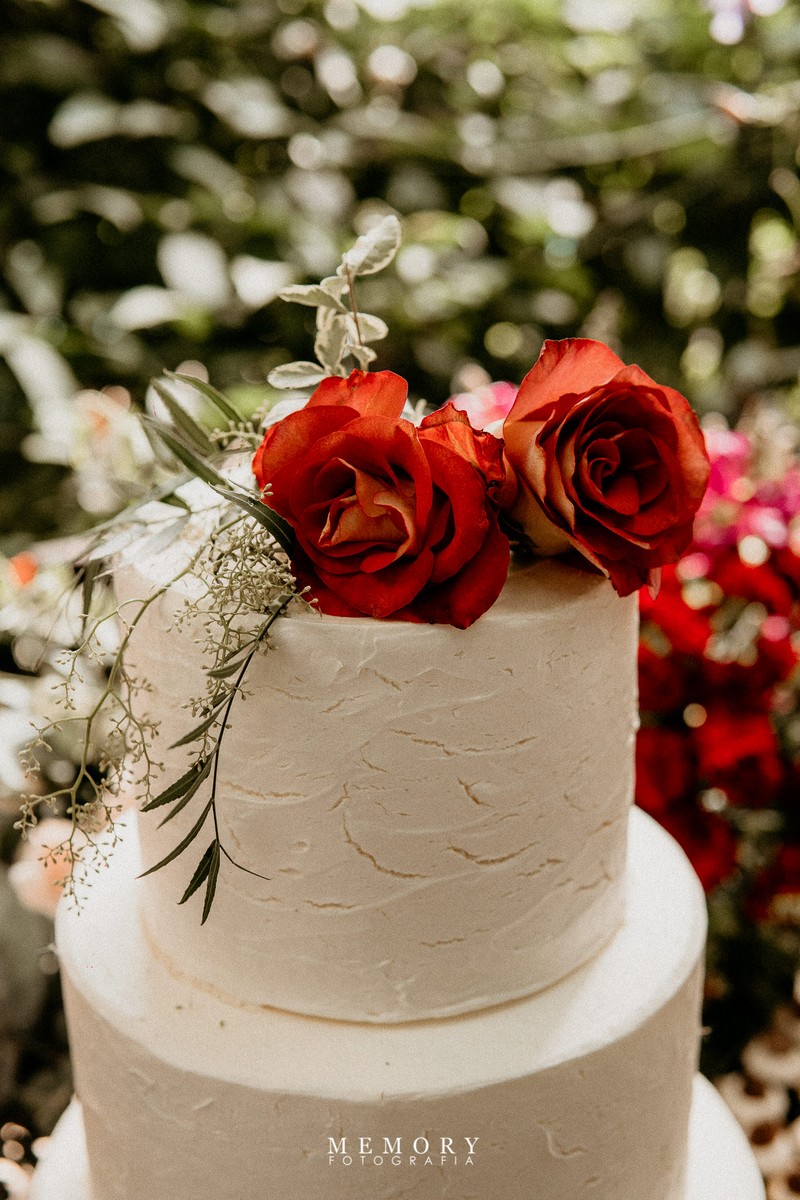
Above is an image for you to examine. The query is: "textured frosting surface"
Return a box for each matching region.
[58,809,706,1200]
[30,1080,768,1200]
[117,553,639,1020]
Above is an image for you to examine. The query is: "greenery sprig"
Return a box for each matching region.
[19,219,402,921]
[267,214,400,387]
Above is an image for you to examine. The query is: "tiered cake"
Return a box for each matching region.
[38,551,762,1199]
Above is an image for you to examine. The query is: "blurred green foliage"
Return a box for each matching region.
[1,0,800,544]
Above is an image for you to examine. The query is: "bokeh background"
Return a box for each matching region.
[1,0,800,1187]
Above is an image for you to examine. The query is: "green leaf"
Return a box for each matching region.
[169,695,229,749]
[209,484,293,554]
[86,473,193,534]
[205,612,277,680]
[201,841,221,924]
[141,415,181,471]
[141,417,225,488]
[151,380,216,455]
[178,842,215,905]
[135,514,190,561]
[80,524,150,565]
[278,284,347,312]
[319,276,348,299]
[315,311,348,374]
[166,372,243,426]
[267,362,327,389]
[206,650,256,680]
[141,758,213,812]
[345,343,377,370]
[137,798,213,879]
[81,560,101,621]
[352,312,389,343]
[339,215,401,277]
[159,492,191,512]
[158,762,214,826]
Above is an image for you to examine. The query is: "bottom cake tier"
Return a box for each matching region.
[55,809,710,1200]
[30,1078,767,1200]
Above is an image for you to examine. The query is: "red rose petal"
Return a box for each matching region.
[315,545,437,618]
[505,338,625,430]
[253,405,354,512]
[406,513,510,629]
[418,439,490,584]
[602,472,641,516]
[305,369,408,417]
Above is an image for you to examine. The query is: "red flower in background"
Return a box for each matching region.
[638,644,689,713]
[253,371,510,628]
[635,726,696,816]
[699,631,797,714]
[693,709,785,808]
[635,726,737,891]
[749,843,800,924]
[774,545,800,593]
[708,548,794,617]
[639,563,713,656]
[636,422,800,898]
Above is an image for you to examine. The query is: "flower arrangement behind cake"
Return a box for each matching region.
[18,216,709,921]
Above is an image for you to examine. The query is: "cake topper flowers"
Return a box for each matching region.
[18,215,709,922]
[252,371,511,628]
[502,339,710,597]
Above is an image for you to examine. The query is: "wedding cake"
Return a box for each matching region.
[42,556,763,1200]
[29,224,765,1199]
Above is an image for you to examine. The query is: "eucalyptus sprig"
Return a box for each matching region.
[267,214,400,388]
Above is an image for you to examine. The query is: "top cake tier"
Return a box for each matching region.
[118,550,638,1022]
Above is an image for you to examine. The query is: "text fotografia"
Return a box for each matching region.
[328,1136,478,1167]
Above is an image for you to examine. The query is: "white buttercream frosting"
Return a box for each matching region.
[57,809,707,1200]
[31,1079,768,1200]
[115,550,639,1020]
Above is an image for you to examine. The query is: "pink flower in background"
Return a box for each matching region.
[8,819,82,919]
[703,429,751,499]
[694,425,800,551]
[449,381,517,433]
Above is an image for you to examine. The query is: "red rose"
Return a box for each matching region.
[252,370,510,628]
[502,339,710,596]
